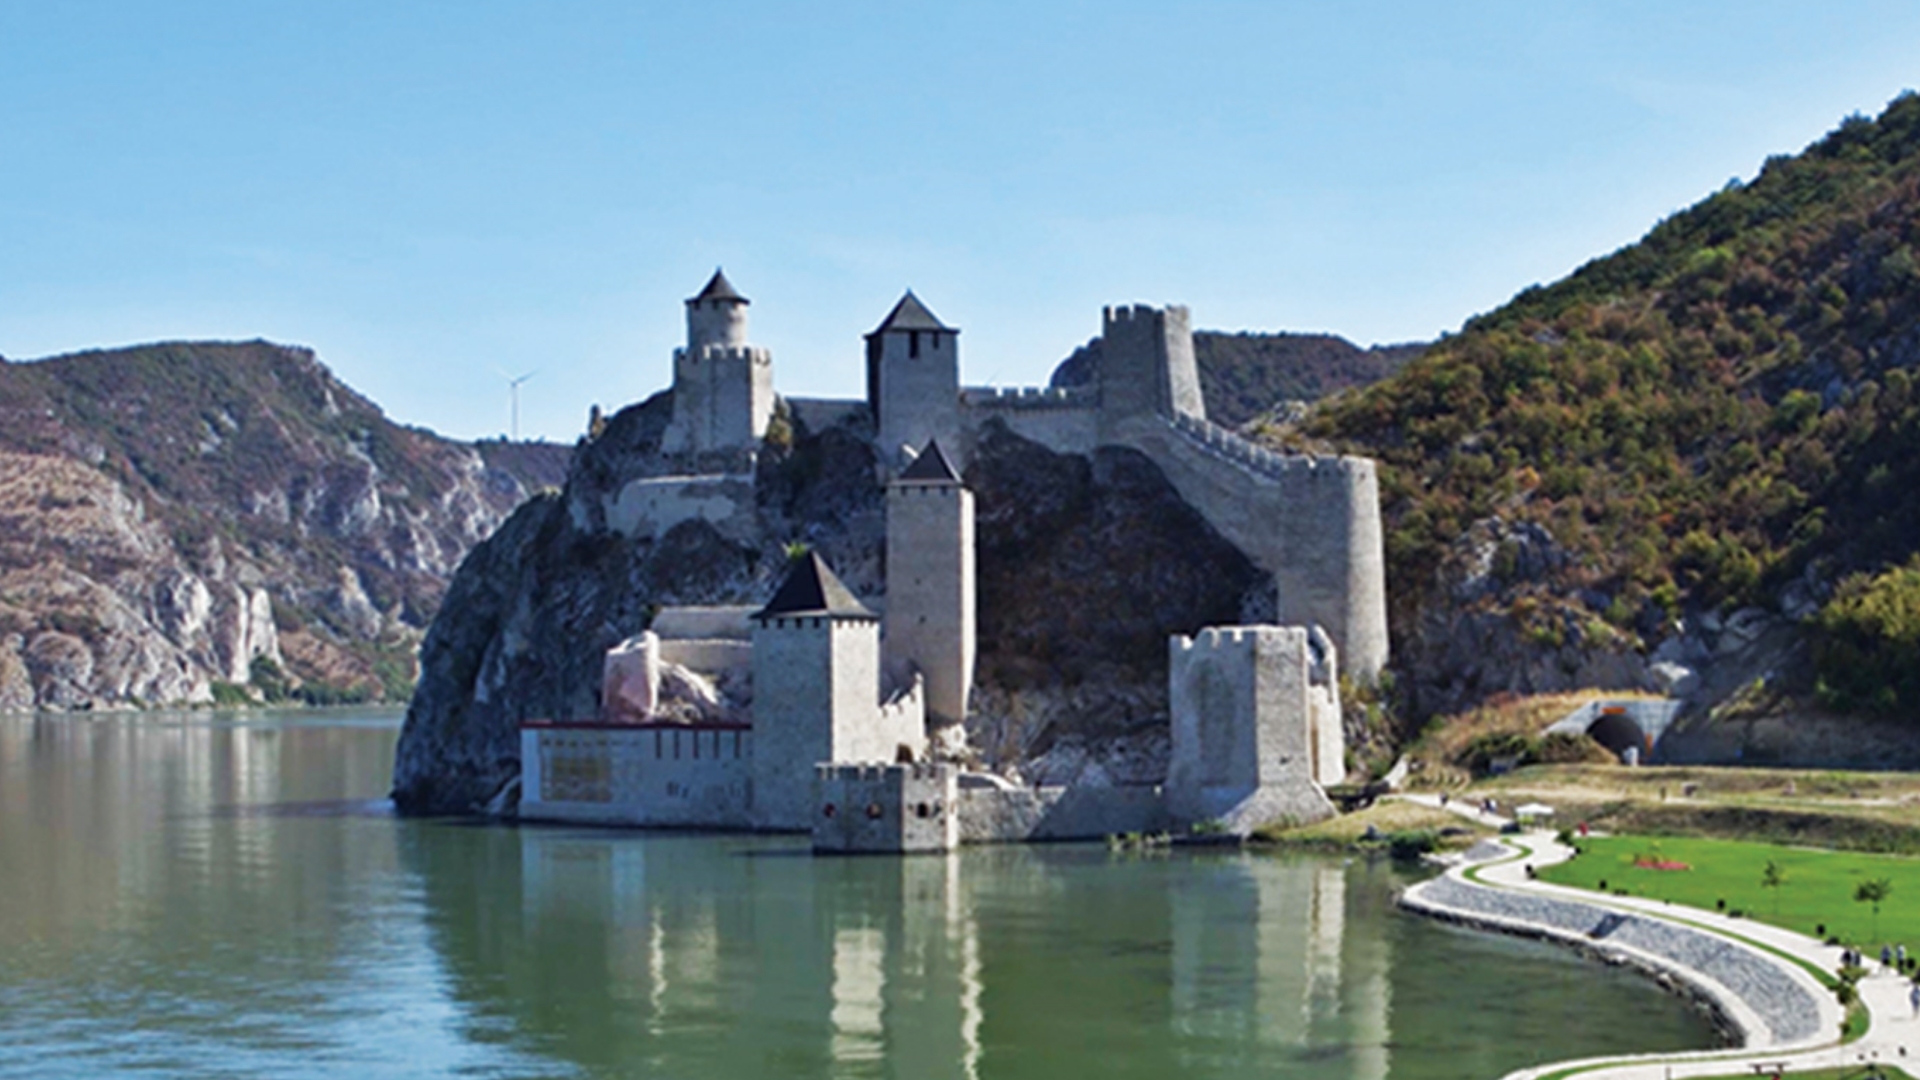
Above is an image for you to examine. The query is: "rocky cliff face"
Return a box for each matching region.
[391,403,1267,815]
[0,341,568,709]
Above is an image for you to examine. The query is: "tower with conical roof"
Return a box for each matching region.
[866,291,961,471]
[663,268,775,456]
[749,551,887,829]
[884,439,975,734]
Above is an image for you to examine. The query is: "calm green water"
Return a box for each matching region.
[0,709,1717,1078]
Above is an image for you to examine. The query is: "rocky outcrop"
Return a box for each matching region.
[392,408,1269,815]
[0,341,568,709]
[1398,513,1830,740]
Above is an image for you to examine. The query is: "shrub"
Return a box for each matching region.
[1385,830,1437,861]
[209,681,251,706]
[1461,731,1537,776]
[1813,556,1920,717]
[1537,730,1612,764]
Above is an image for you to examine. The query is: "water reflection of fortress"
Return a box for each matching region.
[519,272,1385,847]
[513,830,1393,1079]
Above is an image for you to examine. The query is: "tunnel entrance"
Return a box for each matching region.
[1585,708,1650,762]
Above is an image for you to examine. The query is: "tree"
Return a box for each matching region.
[1761,860,1787,917]
[1855,877,1894,941]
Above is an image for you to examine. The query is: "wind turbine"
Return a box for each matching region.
[500,370,537,440]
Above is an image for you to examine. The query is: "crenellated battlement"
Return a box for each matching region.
[960,384,1099,411]
[676,344,773,367]
[813,759,958,852]
[1170,624,1293,655]
[877,672,924,728]
[1163,412,1371,482]
[815,761,950,783]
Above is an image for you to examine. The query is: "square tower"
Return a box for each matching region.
[750,552,883,830]
[883,439,976,732]
[812,762,958,853]
[1166,625,1339,832]
[866,291,962,471]
[1097,303,1205,439]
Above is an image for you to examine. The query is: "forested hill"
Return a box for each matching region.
[0,340,569,710]
[1301,91,1920,729]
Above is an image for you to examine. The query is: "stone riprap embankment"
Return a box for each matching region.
[1406,873,1821,1045]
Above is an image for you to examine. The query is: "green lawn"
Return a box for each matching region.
[1539,834,1920,949]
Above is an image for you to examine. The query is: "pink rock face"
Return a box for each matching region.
[602,632,660,723]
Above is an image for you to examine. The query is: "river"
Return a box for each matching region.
[0,708,1716,1078]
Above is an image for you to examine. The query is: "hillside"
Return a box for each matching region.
[0,341,569,709]
[1050,331,1423,427]
[1299,92,1920,734]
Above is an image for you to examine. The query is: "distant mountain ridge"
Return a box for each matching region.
[0,340,569,710]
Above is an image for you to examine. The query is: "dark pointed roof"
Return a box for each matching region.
[753,551,877,622]
[689,268,748,305]
[866,290,954,337]
[896,439,961,483]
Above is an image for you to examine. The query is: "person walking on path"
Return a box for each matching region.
[1900,944,1908,968]
[1883,944,1894,968]
[1909,981,1919,1016]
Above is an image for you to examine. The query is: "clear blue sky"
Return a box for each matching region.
[2,2,1916,442]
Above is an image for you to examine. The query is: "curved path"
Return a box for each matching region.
[1396,799,1920,1080]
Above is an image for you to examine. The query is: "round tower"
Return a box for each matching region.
[664,268,775,455]
[686,268,750,351]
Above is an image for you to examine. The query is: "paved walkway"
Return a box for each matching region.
[1393,807,1920,1080]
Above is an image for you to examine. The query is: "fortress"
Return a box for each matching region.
[519,271,1388,847]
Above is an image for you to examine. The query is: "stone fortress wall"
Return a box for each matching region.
[518,271,1375,845]
[650,605,755,675]
[521,721,753,828]
[1121,414,1389,680]
[606,268,1388,681]
[918,301,1390,680]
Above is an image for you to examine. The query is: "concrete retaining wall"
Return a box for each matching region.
[1401,868,1824,1047]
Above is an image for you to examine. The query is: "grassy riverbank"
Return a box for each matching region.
[1540,834,1920,949]
[1250,799,1489,852]
[1445,763,1920,854]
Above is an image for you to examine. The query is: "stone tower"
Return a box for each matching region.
[663,269,775,456]
[1165,625,1341,833]
[866,291,962,471]
[1098,303,1205,439]
[749,552,883,830]
[883,439,976,733]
